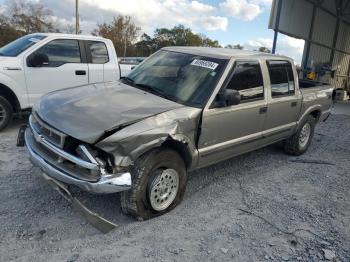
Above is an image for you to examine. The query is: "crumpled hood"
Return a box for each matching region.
[34,81,183,144]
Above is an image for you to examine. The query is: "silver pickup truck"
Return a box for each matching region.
[23,47,333,220]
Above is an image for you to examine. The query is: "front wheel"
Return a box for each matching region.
[284,115,316,155]
[121,148,187,220]
[0,96,13,131]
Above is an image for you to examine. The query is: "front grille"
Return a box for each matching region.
[29,113,100,182]
[31,112,67,148]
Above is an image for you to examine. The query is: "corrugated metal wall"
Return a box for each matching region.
[270,0,350,89]
[312,8,336,47]
[269,0,312,39]
[337,22,350,53]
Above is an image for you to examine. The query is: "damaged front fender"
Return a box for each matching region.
[96,107,202,170]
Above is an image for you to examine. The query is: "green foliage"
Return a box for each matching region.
[258,46,271,53]
[131,25,221,57]
[93,22,222,57]
[0,15,23,47]
[92,15,141,57]
[225,44,244,50]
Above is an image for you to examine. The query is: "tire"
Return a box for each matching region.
[121,148,187,220]
[284,115,316,156]
[0,96,13,131]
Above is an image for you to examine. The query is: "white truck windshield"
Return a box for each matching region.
[0,34,47,57]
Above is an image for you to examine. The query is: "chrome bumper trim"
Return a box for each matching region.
[25,129,131,194]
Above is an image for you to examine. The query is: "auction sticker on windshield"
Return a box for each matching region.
[29,38,41,43]
[191,59,218,70]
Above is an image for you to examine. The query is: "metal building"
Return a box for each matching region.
[269,0,350,89]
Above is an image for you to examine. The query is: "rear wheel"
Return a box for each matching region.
[121,148,187,220]
[284,115,316,155]
[0,96,13,131]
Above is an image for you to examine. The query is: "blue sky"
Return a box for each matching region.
[0,0,305,63]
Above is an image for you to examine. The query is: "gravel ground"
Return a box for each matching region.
[0,112,349,262]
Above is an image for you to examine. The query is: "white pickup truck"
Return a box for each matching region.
[0,33,122,130]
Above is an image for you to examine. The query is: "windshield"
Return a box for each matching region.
[124,50,228,107]
[0,34,47,57]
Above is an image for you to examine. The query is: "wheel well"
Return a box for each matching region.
[309,110,321,120]
[0,83,21,112]
[162,139,192,169]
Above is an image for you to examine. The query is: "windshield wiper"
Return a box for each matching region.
[134,83,180,103]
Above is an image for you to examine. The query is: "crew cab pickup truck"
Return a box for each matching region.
[23,47,333,220]
[0,33,121,130]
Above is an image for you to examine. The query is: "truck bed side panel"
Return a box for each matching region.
[299,85,333,123]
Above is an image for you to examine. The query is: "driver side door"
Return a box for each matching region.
[197,60,267,168]
[24,39,89,106]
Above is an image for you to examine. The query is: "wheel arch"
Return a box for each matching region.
[297,105,322,127]
[0,83,21,112]
[309,109,321,121]
[162,139,193,169]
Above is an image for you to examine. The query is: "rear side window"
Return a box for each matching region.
[87,41,109,64]
[32,39,81,67]
[226,61,264,103]
[267,60,295,97]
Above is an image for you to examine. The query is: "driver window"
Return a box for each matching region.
[226,61,264,103]
[31,39,81,67]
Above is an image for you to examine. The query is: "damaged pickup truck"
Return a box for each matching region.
[23,47,333,220]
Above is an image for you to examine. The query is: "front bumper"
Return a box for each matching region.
[25,128,132,194]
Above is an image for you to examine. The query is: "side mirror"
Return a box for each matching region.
[131,66,136,70]
[28,53,49,67]
[223,89,241,106]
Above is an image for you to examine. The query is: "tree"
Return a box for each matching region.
[0,15,22,47]
[152,25,221,50]
[258,46,271,53]
[134,33,156,57]
[5,0,57,34]
[93,16,140,57]
[225,44,243,50]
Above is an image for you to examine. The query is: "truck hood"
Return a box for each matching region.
[34,81,183,144]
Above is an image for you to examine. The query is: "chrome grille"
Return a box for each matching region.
[31,112,67,148]
[28,113,100,181]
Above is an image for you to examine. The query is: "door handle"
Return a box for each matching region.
[75,70,86,75]
[259,106,268,114]
[291,101,297,107]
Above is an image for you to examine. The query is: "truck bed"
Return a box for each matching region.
[298,79,333,122]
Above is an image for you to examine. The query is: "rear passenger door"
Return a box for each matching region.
[262,60,301,144]
[85,41,109,83]
[198,60,267,167]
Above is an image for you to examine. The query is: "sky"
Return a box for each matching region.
[0,0,305,64]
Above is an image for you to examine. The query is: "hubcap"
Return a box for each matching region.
[149,169,179,211]
[0,104,5,125]
[299,123,311,148]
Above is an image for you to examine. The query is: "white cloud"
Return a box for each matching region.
[219,0,271,21]
[243,36,305,64]
[276,36,305,65]
[0,4,6,15]
[44,0,228,34]
[36,0,271,34]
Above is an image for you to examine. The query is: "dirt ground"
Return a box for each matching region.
[1,107,350,261]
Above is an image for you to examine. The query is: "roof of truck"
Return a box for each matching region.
[29,33,107,41]
[162,46,292,61]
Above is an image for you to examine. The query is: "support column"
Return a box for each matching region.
[272,0,282,54]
